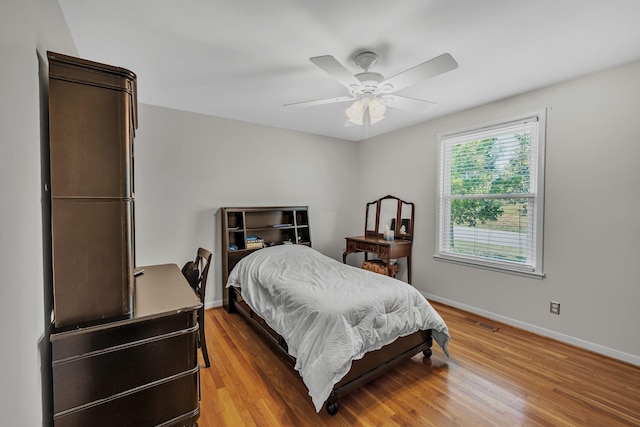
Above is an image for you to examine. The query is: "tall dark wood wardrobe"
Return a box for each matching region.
[47,52,200,426]
[48,51,137,328]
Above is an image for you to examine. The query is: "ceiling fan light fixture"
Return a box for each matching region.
[369,114,385,125]
[289,51,458,130]
[368,97,386,123]
[346,99,365,125]
[345,95,386,126]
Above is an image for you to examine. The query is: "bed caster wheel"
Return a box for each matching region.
[326,401,339,415]
[423,348,432,358]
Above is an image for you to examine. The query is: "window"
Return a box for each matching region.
[435,111,546,277]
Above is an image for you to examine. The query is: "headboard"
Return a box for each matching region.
[220,206,311,312]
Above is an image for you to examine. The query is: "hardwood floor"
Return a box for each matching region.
[197,302,640,426]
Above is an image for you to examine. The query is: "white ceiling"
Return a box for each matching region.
[58,0,640,142]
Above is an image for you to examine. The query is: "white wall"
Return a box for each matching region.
[358,60,640,364]
[133,104,360,307]
[0,0,77,424]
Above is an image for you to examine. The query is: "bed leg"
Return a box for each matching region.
[325,393,339,416]
[423,348,432,358]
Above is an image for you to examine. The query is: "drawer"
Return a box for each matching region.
[53,324,198,414]
[235,292,281,343]
[53,369,200,427]
[378,246,389,258]
[355,241,378,253]
[254,313,282,342]
[237,297,252,314]
[51,311,197,361]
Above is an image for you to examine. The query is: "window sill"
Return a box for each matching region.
[433,255,545,279]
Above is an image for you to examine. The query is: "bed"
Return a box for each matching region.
[221,226,450,415]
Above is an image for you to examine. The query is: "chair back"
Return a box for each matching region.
[182,247,213,368]
[193,247,212,302]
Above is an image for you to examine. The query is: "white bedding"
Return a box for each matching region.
[226,244,450,412]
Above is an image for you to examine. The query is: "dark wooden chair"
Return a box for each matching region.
[182,247,212,368]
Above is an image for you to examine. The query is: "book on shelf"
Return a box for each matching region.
[246,236,264,249]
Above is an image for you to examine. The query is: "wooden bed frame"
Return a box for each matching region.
[220,206,433,415]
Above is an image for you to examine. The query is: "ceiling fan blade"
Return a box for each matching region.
[309,55,363,89]
[284,96,354,109]
[381,95,438,114]
[381,53,458,93]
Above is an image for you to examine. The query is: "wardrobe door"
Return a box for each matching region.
[48,52,137,327]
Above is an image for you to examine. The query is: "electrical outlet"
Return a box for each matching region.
[550,301,561,315]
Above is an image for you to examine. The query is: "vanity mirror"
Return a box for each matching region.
[365,195,415,241]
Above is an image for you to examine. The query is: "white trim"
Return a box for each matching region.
[423,292,640,367]
[533,109,547,275]
[205,299,223,310]
[447,193,535,201]
[433,254,544,279]
[437,111,542,141]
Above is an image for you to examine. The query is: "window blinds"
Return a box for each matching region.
[438,116,541,272]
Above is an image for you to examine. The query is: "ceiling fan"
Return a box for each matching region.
[284,51,458,126]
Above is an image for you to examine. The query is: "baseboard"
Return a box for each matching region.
[205,299,223,310]
[423,292,640,367]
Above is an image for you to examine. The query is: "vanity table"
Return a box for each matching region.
[343,195,415,283]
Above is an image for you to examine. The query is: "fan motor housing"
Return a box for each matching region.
[354,51,378,71]
[353,72,384,94]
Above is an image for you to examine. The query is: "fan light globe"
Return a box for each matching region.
[346,99,365,125]
[368,97,386,124]
[346,96,386,126]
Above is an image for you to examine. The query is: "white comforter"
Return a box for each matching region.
[226,244,450,412]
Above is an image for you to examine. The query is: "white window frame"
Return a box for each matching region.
[434,110,546,278]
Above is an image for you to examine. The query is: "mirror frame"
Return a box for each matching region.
[364,195,415,241]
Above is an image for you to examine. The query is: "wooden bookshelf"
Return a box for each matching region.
[220,206,311,311]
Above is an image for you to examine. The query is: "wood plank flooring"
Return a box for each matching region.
[197,302,640,426]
